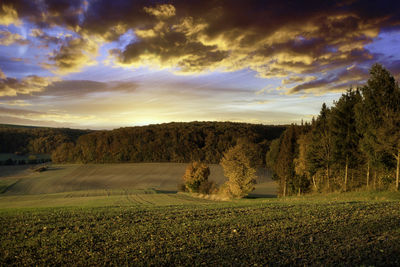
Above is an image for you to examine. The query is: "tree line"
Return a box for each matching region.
[0,125,90,155]
[267,64,400,195]
[51,122,285,164]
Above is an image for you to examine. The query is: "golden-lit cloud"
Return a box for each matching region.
[0,106,96,126]
[143,4,176,19]
[2,0,400,94]
[0,100,31,106]
[101,1,399,92]
[0,70,59,96]
[42,36,98,74]
[287,66,369,94]
[0,30,29,45]
[42,80,138,97]
[30,28,63,46]
[0,69,5,79]
[0,4,20,26]
[282,76,317,85]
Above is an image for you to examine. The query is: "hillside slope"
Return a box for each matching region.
[0,163,276,196]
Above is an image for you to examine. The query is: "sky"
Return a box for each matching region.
[0,0,399,129]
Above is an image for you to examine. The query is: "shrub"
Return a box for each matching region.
[177,183,187,192]
[182,162,210,193]
[198,180,218,194]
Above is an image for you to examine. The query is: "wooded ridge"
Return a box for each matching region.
[0,122,285,165]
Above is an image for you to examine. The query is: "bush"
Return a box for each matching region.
[198,180,218,194]
[182,162,210,193]
[177,183,187,192]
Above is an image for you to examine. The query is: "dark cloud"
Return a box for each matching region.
[0,107,94,129]
[0,106,41,116]
[42,80,138,97]
[288,66,369,94]
[1,0,400,91]
[42,36,98,74]
[0,79,139,102]
[0,30,29,45]
[0,68,58,96]
[1,0,82,28]
[0,115,76,128]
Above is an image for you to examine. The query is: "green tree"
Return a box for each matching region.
[306,104,333,191]
[357,64,400,190]
[220,142,257,198]
[275,125,298,196]
[182,161,210,193]
[330,88,362,191]
[266,138,281,181]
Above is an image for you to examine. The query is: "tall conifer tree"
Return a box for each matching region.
[306,103,333,190]
[357,64,400,190]
[331,89,362,191]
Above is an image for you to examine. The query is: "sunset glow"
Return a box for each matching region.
[0,0,399,129]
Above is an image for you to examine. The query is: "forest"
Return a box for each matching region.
[51,122,285,164]
[0,125,91,155]
[267,64,400,194]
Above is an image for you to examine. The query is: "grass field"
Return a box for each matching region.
[0,163,276,196]
[0,192,399,265]
[0,164,399,265]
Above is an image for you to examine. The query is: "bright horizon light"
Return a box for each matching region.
[0,1,399,129]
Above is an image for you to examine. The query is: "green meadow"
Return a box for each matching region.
[0,164,399,265]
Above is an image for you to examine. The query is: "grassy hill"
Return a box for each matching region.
[0,163,276,196]
[1,163,399,265]
[0,191,399,265]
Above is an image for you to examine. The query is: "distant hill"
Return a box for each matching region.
[51,121,286,164]
[0,122,286,165]
[0,124,42,129]
[0,124,92,155]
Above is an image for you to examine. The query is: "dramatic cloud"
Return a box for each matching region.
[0,30,29,45]
[0,69,59,96]
[143,4,176,19]
[282,76,317,85]
[0,100,31,106]
[0,4,20,26]
[42,36,98,74]
[95,0,400,92]
[0,0,399,129]
[42,80,138,97]
[288,66,370,94]
[2,0,399,90]
[0,106,96,127]
[1,0,83,29]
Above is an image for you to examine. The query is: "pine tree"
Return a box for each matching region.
[330,88,362,191]
[306,103,333,191]
[266,138,281,181]
[275,125,297,196]
[357,64,400,190]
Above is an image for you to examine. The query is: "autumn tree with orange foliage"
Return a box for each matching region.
[182,161,212,193]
